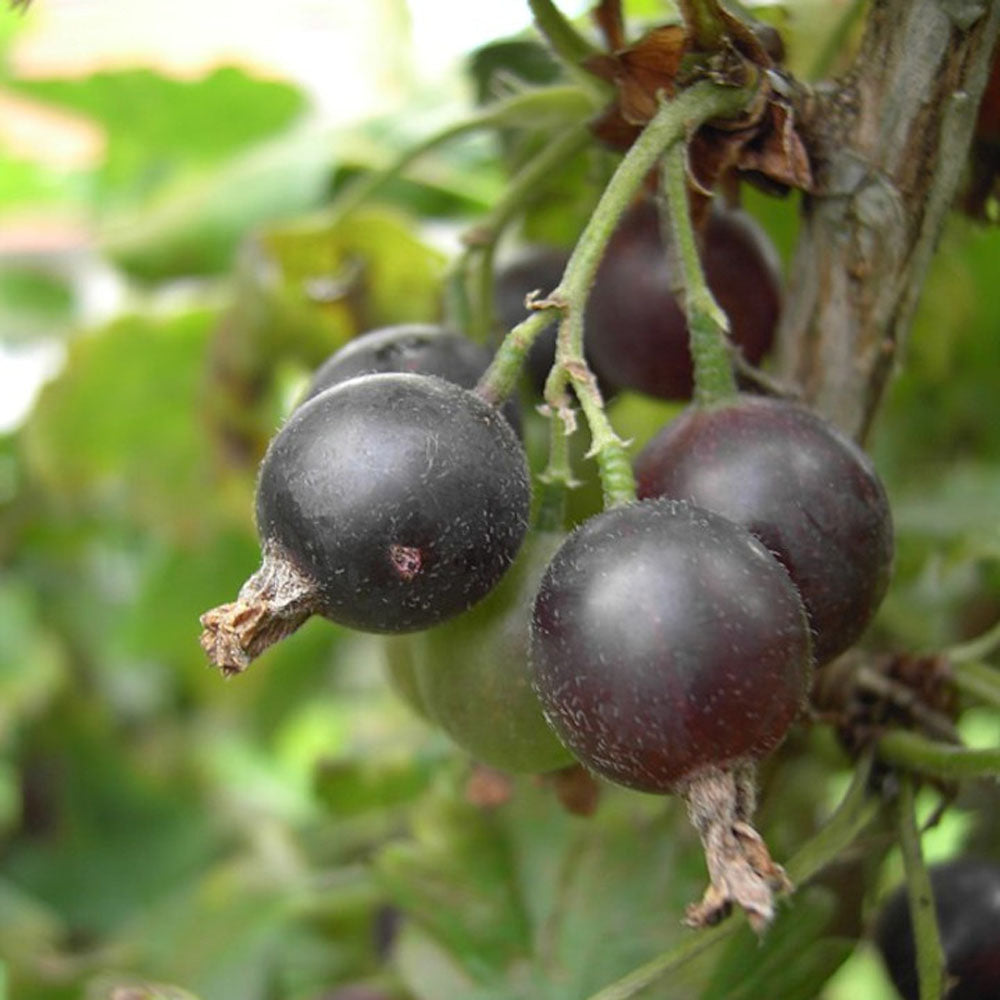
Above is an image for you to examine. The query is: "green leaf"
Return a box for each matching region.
[700,885,851,1000]
[23,308,218,533]
[378,780,711,999]
[254,207,448,345]
[315,752,437,819]
[102,129,334,279]
[4,709,221,939]
[10,67,306,204]
[0,266,74,343]
[0,577,66,741]
[0,153,88,212]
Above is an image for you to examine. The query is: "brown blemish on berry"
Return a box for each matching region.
[389,544,422,580]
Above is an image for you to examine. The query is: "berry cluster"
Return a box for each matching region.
[200,207,893,928]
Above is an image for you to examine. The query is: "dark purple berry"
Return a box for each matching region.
[530,498,812,793]
[300,323,520,432]
[875,859,1000,1000]
[585,201,780,400]
[259,373,529,631]
[635,394,893,666]
[201,373,530,673]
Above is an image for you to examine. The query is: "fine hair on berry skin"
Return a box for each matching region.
[530,498,813,793]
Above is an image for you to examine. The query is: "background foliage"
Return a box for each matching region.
[1,2,998,998]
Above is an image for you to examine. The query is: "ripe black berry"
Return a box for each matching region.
[201,373,531,673]
[531,498,811,927]
[875,858,1000,1000]
[300,323,520,431]
[585,201,780,400]
[635,394,893,666]
[531,499,811,793]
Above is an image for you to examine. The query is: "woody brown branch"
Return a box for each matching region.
[777,0,1000,442]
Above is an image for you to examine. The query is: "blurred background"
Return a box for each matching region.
[1,1,999,998]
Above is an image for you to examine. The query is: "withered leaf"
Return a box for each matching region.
[737,99,813,190]
[583,5,812,197]
[584,24,688,144]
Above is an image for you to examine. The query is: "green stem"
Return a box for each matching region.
[477,79,750,405]
[462,123,591,341]
[535,403,579,530]
[476,80,754,506]
[574,365,636,508]
[661,143,739,406]
[556,81,751,350]
[527,0,599,67]
[950,660,1000,712]
[534,477,568,532]
[587,758,880,1000]
[896,775,947,1000]
[678,0,729,51]
[946,617,1000,663]
[327,85,592,222]
[878,730,1000,781]
[785,754,881,884]
[476,307,557,406]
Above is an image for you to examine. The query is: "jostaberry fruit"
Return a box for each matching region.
[636,395,893,666]
[200,373,531,673]
[585,201,780,400]
[875,858,1000,1000]
[531,498,811,927]
[300,323,520,431]
[531,498,812,793]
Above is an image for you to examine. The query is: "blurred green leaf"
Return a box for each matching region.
[468,39,562,105]
[875,219,1000,484]
[0,576,66,743]
[102,129,334,280]
[377,781,711,999]
[4,709,221,940]
[203,207,447,462]
[0,267,74,343]
[0,154,89,211]
[315,753,436,819]
[10,67,306,204]
[701,885,850,1000]
[114,531,261,678]
[252,206,448,349]
[23,308,217,533]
